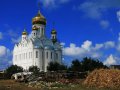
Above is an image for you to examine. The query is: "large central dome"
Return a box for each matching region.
[32,10,46,25]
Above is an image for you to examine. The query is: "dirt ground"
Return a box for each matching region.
[0,79,116,90]
[0,80,39,90]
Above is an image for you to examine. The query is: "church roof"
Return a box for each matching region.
[31,37,57,50]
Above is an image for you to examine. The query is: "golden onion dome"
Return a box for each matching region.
[32,10,46,25]
[22,29,27,35]
[32,26,39,30]
[51,29,57,34]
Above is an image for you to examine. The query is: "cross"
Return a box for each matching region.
[38,1,41,10]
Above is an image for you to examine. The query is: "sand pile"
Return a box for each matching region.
[83,69,120,89]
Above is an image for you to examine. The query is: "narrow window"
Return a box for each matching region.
[21,54,23,59]
[42,51,44,60]
[46,52,48,59]
[26,53,27,59]
[56,53,58,59]
[31,52,32,58]
[41,51,44,70]
[36,51,38,58]
[52,36,54,39]
[51,52,52,59]
[29,52,30,59]
[22,53,24,59]
[16,55,17,60]
[24,53,25,59]
[20,54,21,60]
[42,28,44,35]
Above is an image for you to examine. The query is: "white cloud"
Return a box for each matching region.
[116,33,120,51]
[64,43,85,56]
[8,29,18,37]
[63,32,120,65]
[117,45,120,51]
[0,32,3,40]
[60,42,65,47]
[39,0,70,8]
[79,2,102,19]
[0,45,12,70]
[63,40,116,59]
[118,32,120,41]
[78,0,120,19]
[0,46,7,57]
[81,40,92,51]
[104,55,117,65]
[104,41,115,49]
[11,37,21,44]
[94,44,104,50]
[63,40,102,58]
[0,46,12,57]
[117,10,120,22]
[100,20,110,29]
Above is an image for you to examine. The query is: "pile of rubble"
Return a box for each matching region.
[27,81,75,89]
[24,73,80,89]
[83,69,120,89]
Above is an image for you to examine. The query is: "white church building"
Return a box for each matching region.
[13,10,62,72]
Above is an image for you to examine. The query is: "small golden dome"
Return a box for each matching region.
[32,26,39,30]
[22,29,27,35]
[51,29,57,34]
[32,10,46,25]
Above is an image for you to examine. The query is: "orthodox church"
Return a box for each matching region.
[13,9,62,72]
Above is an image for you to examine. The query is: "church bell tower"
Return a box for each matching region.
[22,29,28,41]
[32,10,46,38]
[51,29,57,44]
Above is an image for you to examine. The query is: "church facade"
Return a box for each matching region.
[13,10,62,72]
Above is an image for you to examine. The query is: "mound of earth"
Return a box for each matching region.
[83,69,120,89]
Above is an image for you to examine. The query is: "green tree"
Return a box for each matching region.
[47,62,67,71]
[59,64,67,71]
[29,66,40,75]
[5,65,23,79]
[69,58,108,72]
[69,59,82,72]
[82,57,108,72]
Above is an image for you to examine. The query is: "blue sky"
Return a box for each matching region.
[0,0,120,70]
